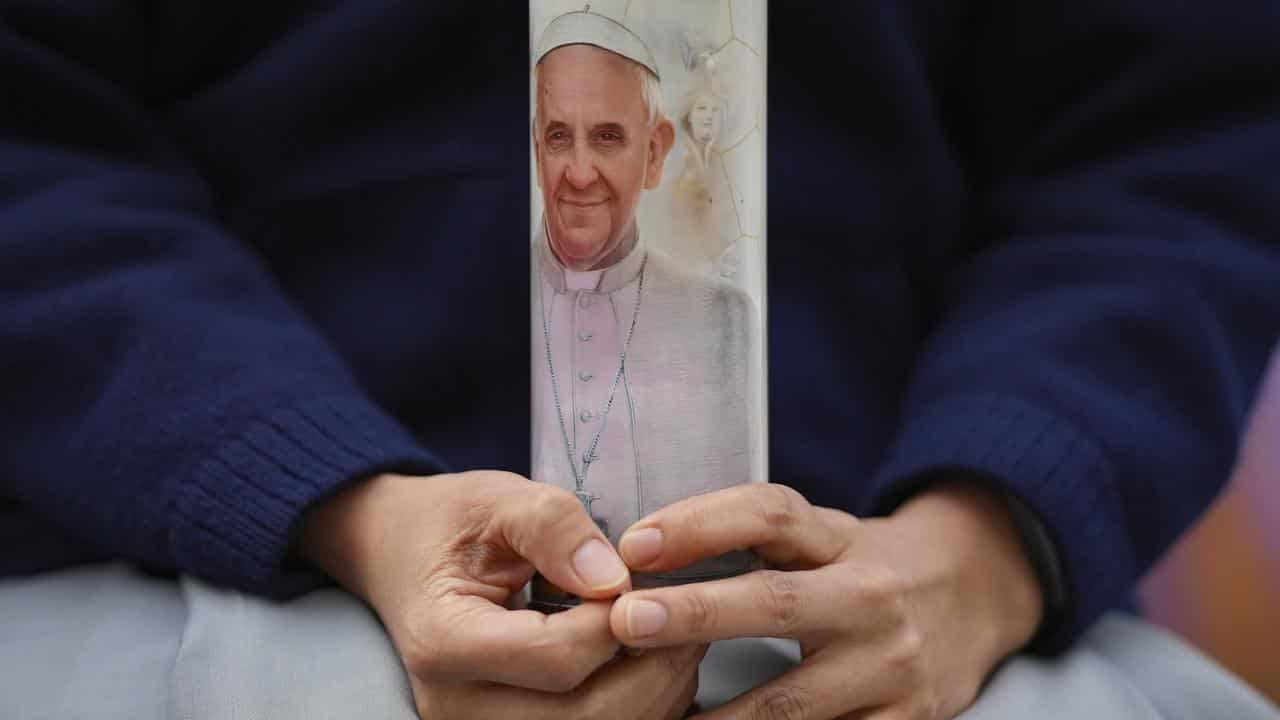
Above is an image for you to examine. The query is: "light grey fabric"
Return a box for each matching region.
[2,563,1276,719]
[0,564,183,720]
[167,574,416,720]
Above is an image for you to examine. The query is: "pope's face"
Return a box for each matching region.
[535,45,672,271]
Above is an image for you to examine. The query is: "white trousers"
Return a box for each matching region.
[1,564,1275,719]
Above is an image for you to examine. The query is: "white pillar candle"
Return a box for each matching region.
[529,0,767,611]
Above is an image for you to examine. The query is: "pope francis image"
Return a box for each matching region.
[530,9,755,593]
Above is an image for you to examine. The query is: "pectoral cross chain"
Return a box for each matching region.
[575,489,609,537]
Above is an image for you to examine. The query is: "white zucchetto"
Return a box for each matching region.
[535,6,660,79]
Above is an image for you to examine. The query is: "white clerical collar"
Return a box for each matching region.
[564,269,603,291]
[539,220,647,294]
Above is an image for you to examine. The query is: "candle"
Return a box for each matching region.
[529,0,767,611]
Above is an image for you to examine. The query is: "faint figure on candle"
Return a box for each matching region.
[673,65,726,252]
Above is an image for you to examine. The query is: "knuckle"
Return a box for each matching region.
[682,589,719,636]
[818,505,861,533]
[538,644,593,693]
[658,646,687,683]
[657,643,706,684]
[749,684,811,720]
[489,470,528,486]
[522,485,589,544]
[887,625,927,681]
[755,484,807,529]
[860,565,911,616]
[758,571,803,635]
[887,589,913,632]
[534,484,585,522]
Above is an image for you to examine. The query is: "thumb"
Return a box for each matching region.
[497,482,631,599]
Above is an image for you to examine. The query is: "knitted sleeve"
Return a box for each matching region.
[864,1,1280,652]
[0,8,445,597]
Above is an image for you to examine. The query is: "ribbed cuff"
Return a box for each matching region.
[172,397,446,598]
[862,394,1132,654]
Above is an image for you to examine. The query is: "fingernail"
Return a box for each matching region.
[572,539,629,591]
[619,527,663,567]
[625,599,668,638]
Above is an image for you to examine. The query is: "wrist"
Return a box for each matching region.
[298,472,399,603]
[887,481,1044,661]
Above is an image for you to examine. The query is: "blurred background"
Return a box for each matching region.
[1140,349,1280,704]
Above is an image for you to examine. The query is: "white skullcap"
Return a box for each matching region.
[535,6,660,80]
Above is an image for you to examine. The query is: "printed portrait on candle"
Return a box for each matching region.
[529,6,759,603]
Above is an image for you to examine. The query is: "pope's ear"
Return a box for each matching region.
[644,118,675,190]
[531,119,543,189]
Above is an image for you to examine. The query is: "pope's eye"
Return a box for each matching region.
[546,130,570,149]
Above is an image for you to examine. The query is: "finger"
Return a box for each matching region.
[617,484,849,574]
[426,644,707,720]
[692,649,893,720]
[495,481,631,599]
[612,568,850,646]
[666,656,703,720]
[415,596,619,692]
[580,643,708,719]
[413,676,569,720]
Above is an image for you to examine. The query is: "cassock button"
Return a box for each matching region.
[578,294,594,309]
[578,331,593,342]
[580,410,593,423]
[579,371,594,382]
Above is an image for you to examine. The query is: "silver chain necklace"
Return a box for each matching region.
[539,259,647,520]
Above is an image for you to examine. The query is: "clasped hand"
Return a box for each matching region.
[300,472,1042,720]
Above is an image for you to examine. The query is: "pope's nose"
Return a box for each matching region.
[565,143,600,189]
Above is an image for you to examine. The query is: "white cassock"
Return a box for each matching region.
[532,224,757,583]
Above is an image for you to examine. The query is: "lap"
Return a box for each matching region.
[1,564,415,720]
[0,563,182,720]
[2,564,1275,720]
[960,614,1279,720]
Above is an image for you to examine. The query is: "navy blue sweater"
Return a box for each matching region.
[2,2,1278,653]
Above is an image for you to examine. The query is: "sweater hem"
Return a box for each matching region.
[171,396,445,598]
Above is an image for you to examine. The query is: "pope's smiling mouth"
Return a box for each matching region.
[561,199,608,209]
